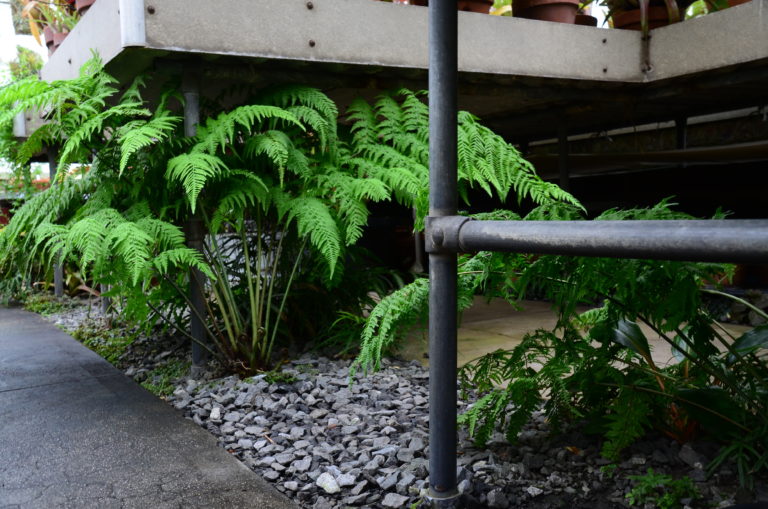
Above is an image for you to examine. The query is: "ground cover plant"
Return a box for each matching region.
[355,198,768,489]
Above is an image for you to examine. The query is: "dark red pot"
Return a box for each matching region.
[75,0,96,15]
[457,0,493,13]
[52,32,68,53]
[514,0,579,23]
[575,13,598,25]
[727,0,751,6]
[43,25,55,53]
[612,5,671,30]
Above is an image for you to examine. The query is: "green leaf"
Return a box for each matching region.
[676,387,745,437]
[612,320,652,360]
[728,325,768,364]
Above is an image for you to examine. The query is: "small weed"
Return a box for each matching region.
[72,323,135,365]
[600,463,618,479]
[264,369,297,385]
[626,468,699,509]
[23,293,75,315]
[141,359,190,397]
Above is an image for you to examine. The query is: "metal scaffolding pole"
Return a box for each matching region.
[182,72,209,370]
[427,0,459,504]
[427,218,768,264]
[47,146,64,298]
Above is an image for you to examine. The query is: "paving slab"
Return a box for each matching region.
[0,307,297,509]
[400,297,752,367]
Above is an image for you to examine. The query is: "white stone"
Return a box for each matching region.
[315,472,340,494]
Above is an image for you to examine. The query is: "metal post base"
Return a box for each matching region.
[422,491,462,509]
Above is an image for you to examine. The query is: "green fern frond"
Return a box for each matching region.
[350,277,430,378]
[257,84,338,128]
[196,105,303,155]
[166,152,229,210]
[118,112,182,174]
[277,195,342,276]
[244,130,293,184]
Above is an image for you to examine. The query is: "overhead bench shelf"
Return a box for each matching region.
[40,0,768,141]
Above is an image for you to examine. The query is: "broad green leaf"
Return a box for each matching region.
[727,324,768,364]
[676,387,745,438]
[612,319,652,359]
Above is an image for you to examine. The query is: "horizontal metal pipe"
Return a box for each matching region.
[429,218,768,264]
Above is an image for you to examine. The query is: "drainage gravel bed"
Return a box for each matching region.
[44,301,766,509]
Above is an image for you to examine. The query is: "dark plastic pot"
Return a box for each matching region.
[612,5,671,30]
[458,0,493,13]
[514,0,579,23]
[575,13,598,25]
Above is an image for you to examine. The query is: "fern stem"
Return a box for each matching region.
[263,224,285,361]
[265,238,306,365]
[204,232,239,349]
[241,222,260,367]
[146,298,218,359]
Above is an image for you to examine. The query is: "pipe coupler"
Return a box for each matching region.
[425,216,472,253]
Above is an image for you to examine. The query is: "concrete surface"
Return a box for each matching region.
[0,307,297,509]
[400,297,752,367]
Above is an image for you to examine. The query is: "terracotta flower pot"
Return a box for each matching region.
[514,0,580,23]
[612,5,671,30]
[575,13,598,25]
[43,25,55,53]
[75,0,96,15]
[52,31,68,53]
[727,0,751,6]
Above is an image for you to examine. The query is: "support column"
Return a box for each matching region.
[557,124,570,192]
[183,73,208,370]
[100,284,111,315]
[427,0,459,504]
[47,146,64,298]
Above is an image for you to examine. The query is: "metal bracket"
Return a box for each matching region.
[425,216,471,253]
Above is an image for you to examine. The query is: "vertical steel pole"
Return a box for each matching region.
[100,283,111,315]
[47,146,64,298]
[428,0,459,503]
[183,72,208,370]
[557,123,570,192]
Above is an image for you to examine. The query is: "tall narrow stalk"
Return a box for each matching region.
[264,238,306,365]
